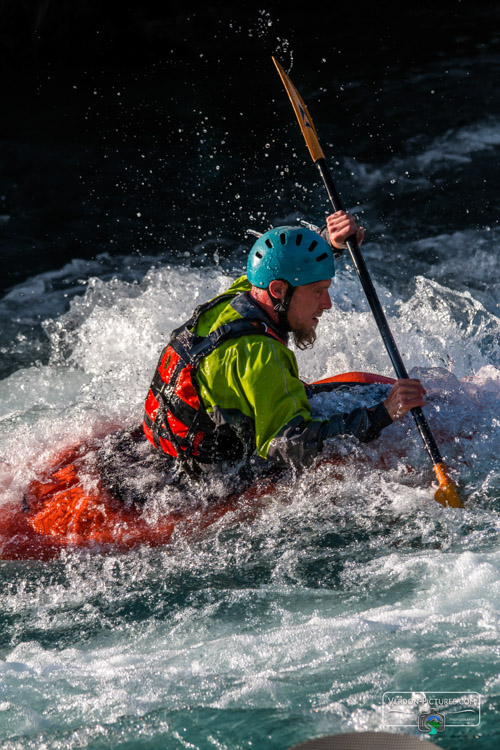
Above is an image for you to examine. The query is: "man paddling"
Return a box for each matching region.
[143,212,426,474]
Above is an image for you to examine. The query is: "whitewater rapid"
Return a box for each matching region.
[2,35,500,742]
[1,238,499,747]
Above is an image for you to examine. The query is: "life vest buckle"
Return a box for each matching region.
[214,323,232,341]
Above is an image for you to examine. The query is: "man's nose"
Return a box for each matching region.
[321,291,333,309]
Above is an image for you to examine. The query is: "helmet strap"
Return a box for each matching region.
[268,282,296,331]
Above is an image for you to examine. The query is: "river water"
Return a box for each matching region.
[1,7,500,749]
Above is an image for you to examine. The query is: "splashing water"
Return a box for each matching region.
[1,244,499,748]
[2,20,500,747]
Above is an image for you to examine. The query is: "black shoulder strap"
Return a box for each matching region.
[170,292,237,340]
[176,318,276,366]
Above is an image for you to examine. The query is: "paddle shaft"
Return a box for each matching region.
[316,157,444,467]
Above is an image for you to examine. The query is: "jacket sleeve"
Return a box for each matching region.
[228,337,392,466]
[198,335,392,468]
[266,401,393,467]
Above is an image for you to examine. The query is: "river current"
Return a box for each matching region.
[1,8,500,749]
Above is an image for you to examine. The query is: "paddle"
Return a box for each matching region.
[272,57,463,509]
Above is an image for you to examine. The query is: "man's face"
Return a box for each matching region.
[287,279,333,334]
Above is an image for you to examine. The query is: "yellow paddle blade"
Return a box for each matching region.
[272,57,325,163]
[434,462,464,508]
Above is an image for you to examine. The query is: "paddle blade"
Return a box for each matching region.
[272,57,325,163]
[434,462,464,508]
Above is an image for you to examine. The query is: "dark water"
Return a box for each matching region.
[1,5,500,749]
[3,3,500,293]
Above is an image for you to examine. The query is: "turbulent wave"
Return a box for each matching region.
[1,249,499,747]
[2,22,500,746]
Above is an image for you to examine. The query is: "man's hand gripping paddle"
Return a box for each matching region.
[272,57,463,508]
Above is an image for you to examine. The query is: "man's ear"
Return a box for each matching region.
[268,279,287,300]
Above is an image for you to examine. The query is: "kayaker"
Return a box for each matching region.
[143,211,426,475]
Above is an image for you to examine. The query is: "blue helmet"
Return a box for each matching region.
[246,226,335,288]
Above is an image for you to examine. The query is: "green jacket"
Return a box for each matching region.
[193,276,392,466]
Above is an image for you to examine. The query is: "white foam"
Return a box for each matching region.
[1,255,500,748]
[347,118,500,190]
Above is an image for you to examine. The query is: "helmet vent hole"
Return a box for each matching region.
[280,233,286,244]
[308,240,318,252]
[316,252,328,262]
[265,239,273,248]
[255,251,263,259]
[295,233,303,245]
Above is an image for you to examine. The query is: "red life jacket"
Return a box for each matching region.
[143,292,285,469]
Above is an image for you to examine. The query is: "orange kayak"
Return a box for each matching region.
[0,372,394,560]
